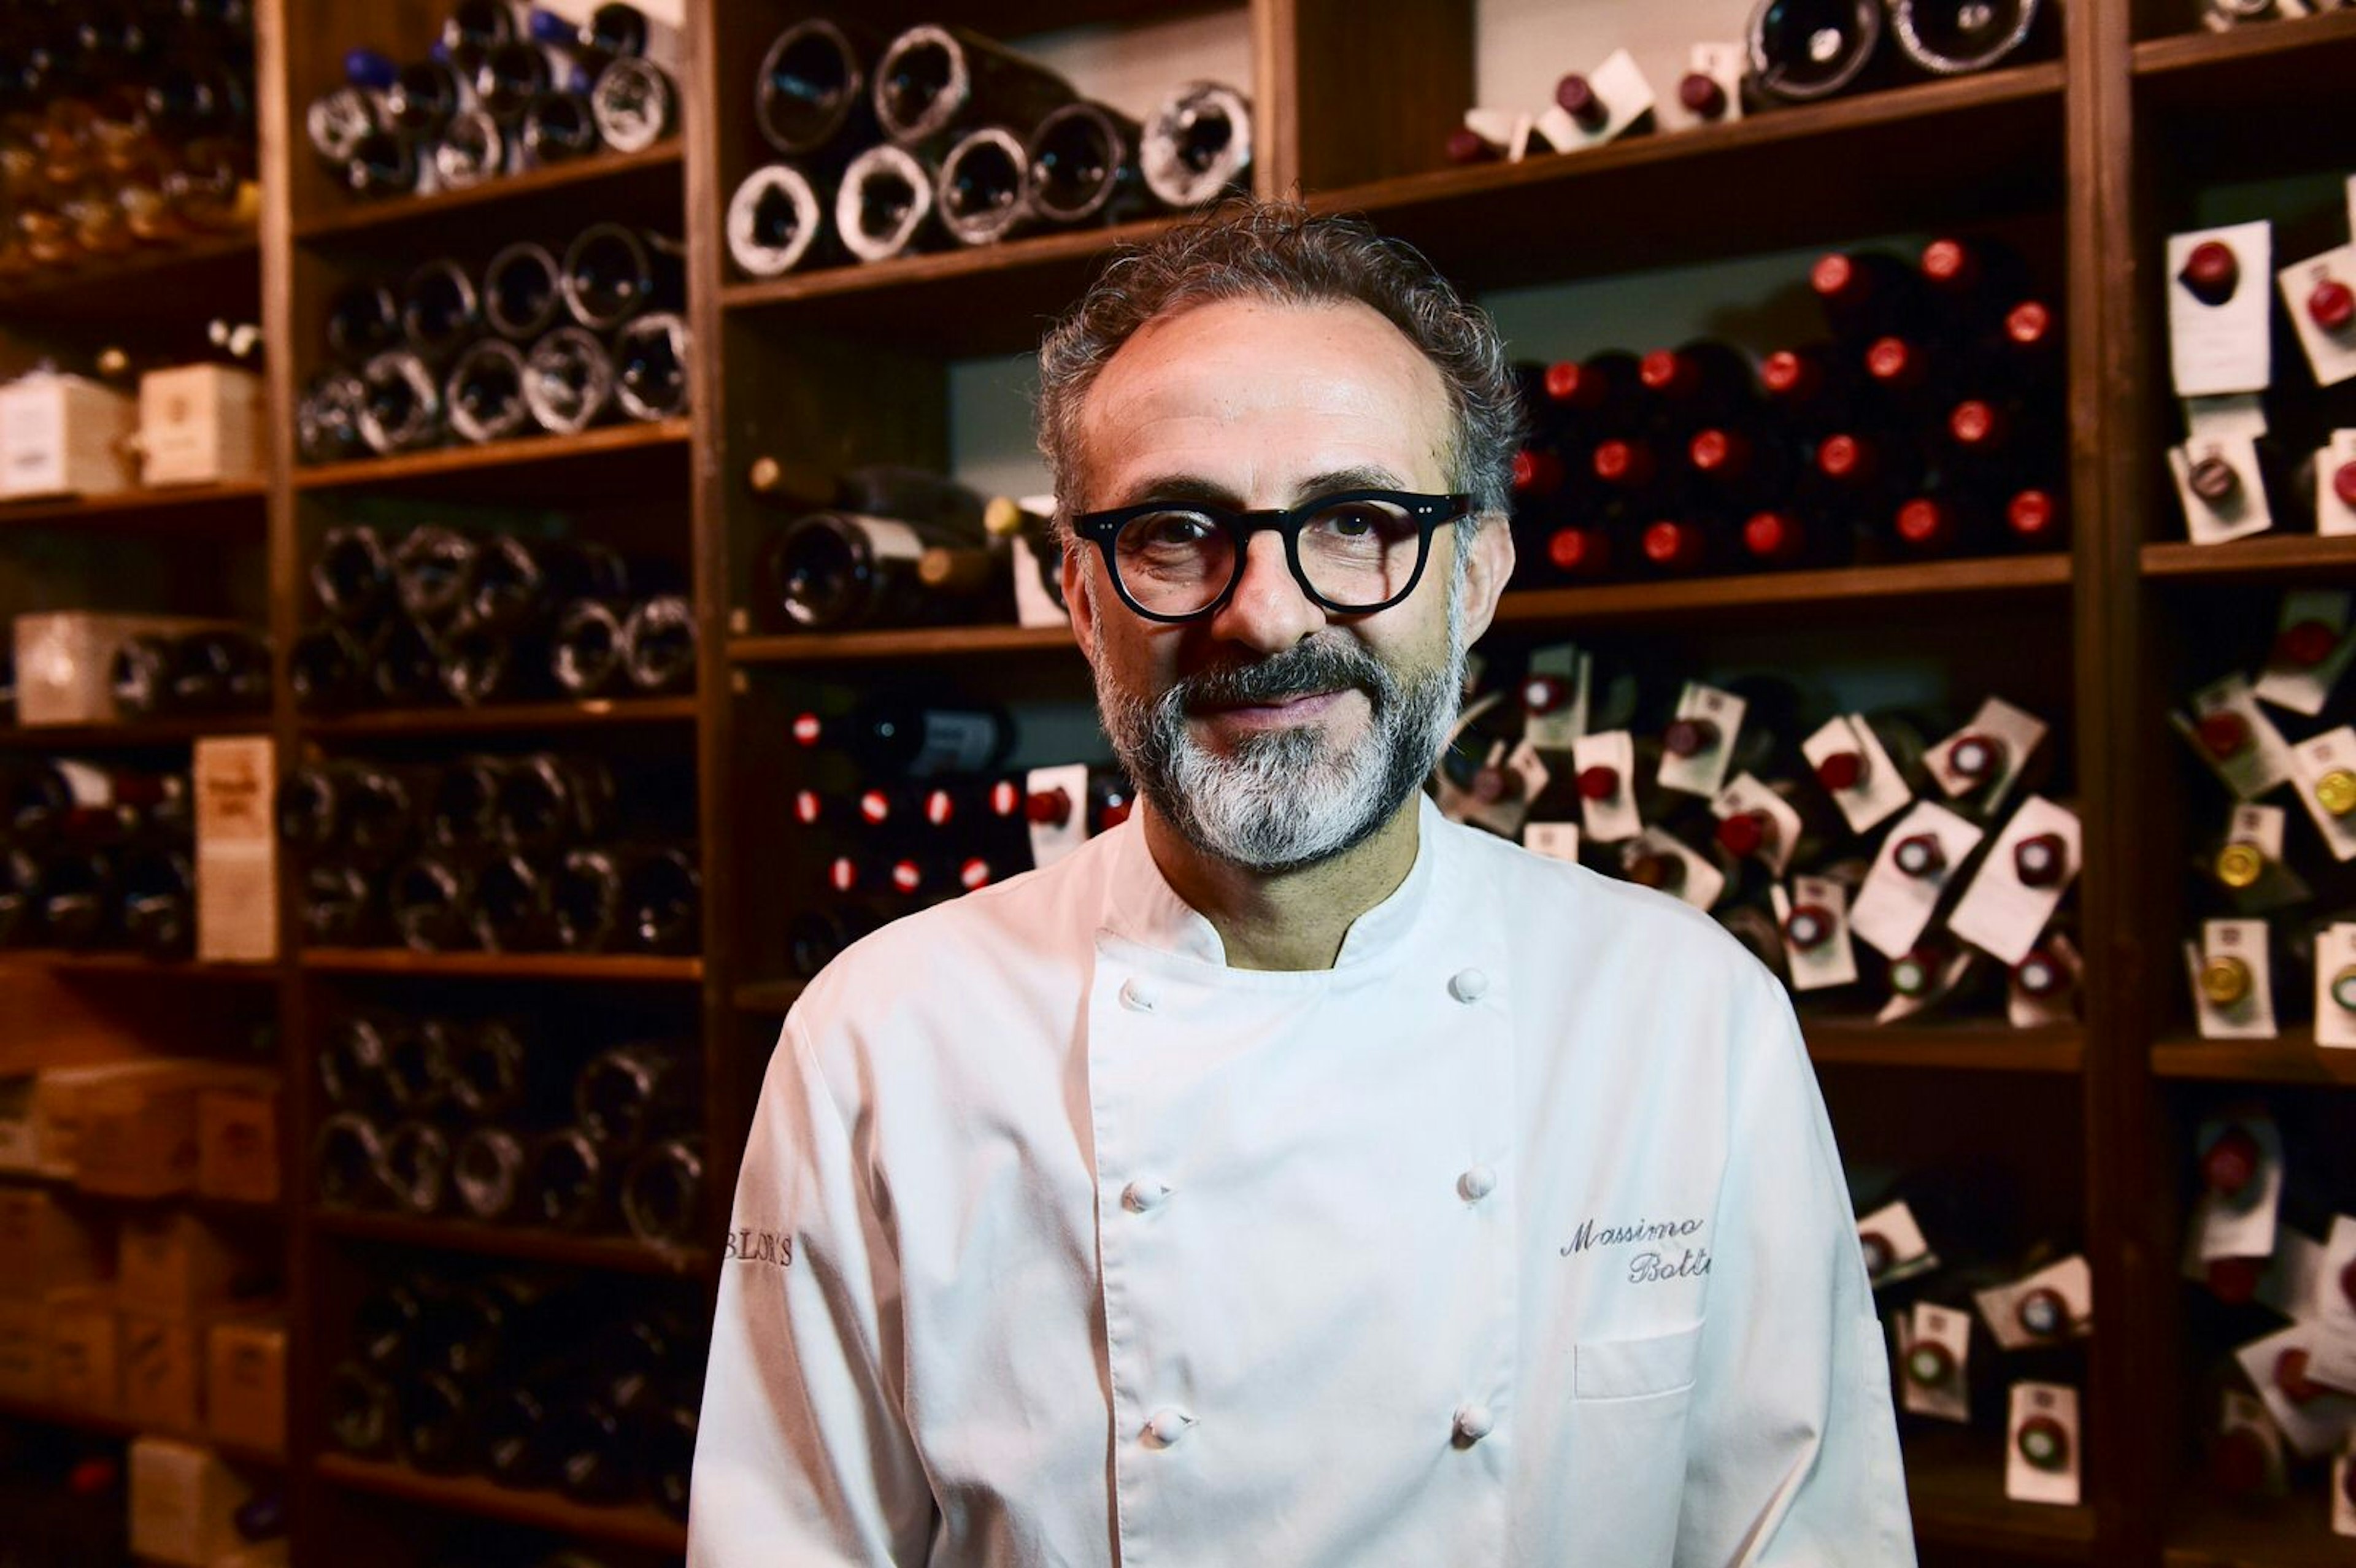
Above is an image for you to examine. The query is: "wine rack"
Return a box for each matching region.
[0,0,2349,1564]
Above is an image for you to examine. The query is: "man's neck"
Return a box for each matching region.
[1138,798,1423,972]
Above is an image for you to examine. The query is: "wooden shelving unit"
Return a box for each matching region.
[0,1396,285,1472]
[0,717,271,748]
[291,142,685,245]
[1806,1020,2086,1075]
[309,1210,709,1278]
[1903,1423,2097,1562]
[290,418,691,496]
[296,950,703,984]
[0,482,268,535]
[297,695,699,737]
[311,1454,685,1555]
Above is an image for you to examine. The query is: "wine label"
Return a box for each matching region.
[2169,434,2274,545]
[1857,1199,1938,1288]
[1711,773,1803,878]
[2322,432,2356,536]
[2294,726,2356,861]
[1533,48,1655,152]
[1465,739,1549,839]
[2308,1215,2356,1392]
[1976,1255,2093,1352]
[2183,391,2271,444]
[909,710,1004,777]
[1876,947,1979,1026]
[1025,764,1090,872]
[2006,1382,2082,1506]
[1626,825,1723,912]
[1804,715,1913,834]
[1774,875,1859,992]
[1927,696,2047,814]
[2008,929,2082,1028]
[194,736,277,964]
[2255,590,2356,715]
[1573,730,1642,844]
[1947,796,2082,966]
[2247,1225,2327,1321]
[1897,1303,1971,1424]
[1849,801,1985,961]
[2168,221,2273,396]
[2236,1323,2356,1457]
[2176,674,2296,801]
[1522,642,1587,751]
[2188,919,2277,1039]
[2317,924,2356,1050]
[1656,680,1746,799]
[1522,821,1580,863]
[2277,243,2356,390]
[2192,1110,2285,1263]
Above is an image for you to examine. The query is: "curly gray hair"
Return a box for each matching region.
[1034,198,1522,544]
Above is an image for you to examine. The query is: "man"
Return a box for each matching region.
[690,199,1915,1566]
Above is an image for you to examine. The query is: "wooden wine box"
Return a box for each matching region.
[136,364,266,487]
[121,1309,201,1430]
[194,736,279,963]
[196,1074,280,1204]
[12,610,236,726]
[75,1062,223,1198]
[205,1315,285,1453]
[118,1212,237,1320]
[48,1288,121,1417]
[0,373,137,499]
[129,1436,250,1568]
[0,1185,108,1299]
[0,1296,50,1401]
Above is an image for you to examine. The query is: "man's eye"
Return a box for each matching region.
[1130,512,1216,548]
[1309,501,1411,540]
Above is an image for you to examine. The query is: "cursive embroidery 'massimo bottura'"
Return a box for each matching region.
[1558,1215,1712,1285]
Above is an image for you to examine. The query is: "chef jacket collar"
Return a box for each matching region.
[1101,791,1446,971]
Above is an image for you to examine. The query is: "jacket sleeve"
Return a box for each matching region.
[1673,971,1917,1567]
[687,1013,937,1566]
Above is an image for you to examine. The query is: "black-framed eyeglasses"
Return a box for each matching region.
[1071,488,1472,625]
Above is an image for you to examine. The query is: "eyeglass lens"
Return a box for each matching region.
[1111,496,1426,617]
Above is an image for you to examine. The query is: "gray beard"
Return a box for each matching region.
[1088,563,1468,875]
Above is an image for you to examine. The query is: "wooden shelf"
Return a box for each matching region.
[311,1209,710,1277]
[292,142,685,245]
[313,1453,685,1555]
[0,1173,287,1223]
[0,232,261,326]
[2152,1029,2356,1086]
[0,951,281,983]
[0,482,268,534]
[1903,1424,2096,1561]
[300,695,698,738]
[0,1394,285,1469]
[298,949,703,983]
[2142,534,2356,582]
[733,621,1078,665]
[2163,1491,2356,1567]
[733,978,808,1014]
[2133,10,2356,106]
[291,418,690,497]
[0,716,270,749]
[1806,1020,2085,1074]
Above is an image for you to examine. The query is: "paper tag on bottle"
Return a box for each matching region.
[1573,730,1642,843]
[1011,536,1068,629]
[2217,802,2311,913]
[1024,764,1089,871]
[1897,1303,1973,1424]
[2306,1216,2356,1391]
[1857,1199,1937,1288]
[1711,774,1803,877]
[2321,432,2356,536]
[2293,726,2356,861]
[1850,801,1985,961]
[2176,675,2296,801]
[2006,1382,2082,1506]
[2169,221,2273,396]
[2316,924,2356,1049]
[1533,49,1655,153]
[1465,739,1549,839]
[2253,1226,2326,1320]
[2279,245,2356,390]
[2219,1390,2290,1499]
[1876,947,1979,1026]
[1523,821,1580,863]
[2189,920,2278,1040]
[2238,1324,2356,1457]
[1976,1255,2093,1351]
[1773,877,1859,991]
[2169,436,2274,544]
[2009,929,2081,1028]
[1927,697,2047,814]
[1804,715,1912,834]
[1625,825,1725,911]
[2184,392,2271,444]
[1522,643,1587,751]
[2255,590,2356,715]
[2335,1445,2356,1537]
[1656,681,1747,798]
[1676,42,1745,128]
[1459,107,1522,161]
[0,377,71,496]
[2193,1110,2284,1261]
[1946,796,2082,966]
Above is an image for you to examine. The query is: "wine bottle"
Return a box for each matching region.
[454,1125,528,1223]
[576,1041,688,1155]
[522,325,614,433]
[0,847,42,947]
[471,851,552,951]
[549,843,701,953]
[871,24,1074,149]
[314,1112,387,1209]
[760,509,1004,630]
[521,89,599,166]
[621,594,696,693]
[108,632,176,717]
[390,524,480,629]
[356,349,442,453]
[560,222,680,330]
[118,845,192,957]
[754,17,882,157]
[726,162,833,279]
[477,1376,560,1486]
[287,623,371,712]
[302,861,381,945]
[319,1012,402,1118]
[39,850,119,947]
[326,280,401,364]
[389,851,475,951]
[383,58,464,140]
[401,259,482,363]
[836,142,943,263]
[446,1016,531,1121]
[1141,80,1252,208]
[324,1359,398,1456]
[432,105,505,190]
[1889,0,2044,76]
[397,1366,475,1474]
[444,338,535,444]
[495,753,617,854]
[792,694,1012,779]
[525,1126,607,1230]
[474,39,550,123]
[1026,100,1157,228]
[380,1118,454,1215]
[644,1391,697,1520]
[469,537,628,636]
[936,125,1035,247]
[543,1385,634,1502]
[1639,340,1756,423]
[612,310,689,422]
[441,0,516,73]
[483,241,563,341]
[590,55,673,153]
[622,1136,701,1244]
[1749,0,1887,104]
[1809,251,1926,343]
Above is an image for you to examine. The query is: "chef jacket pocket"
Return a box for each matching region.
[1573,1320,1704,1401]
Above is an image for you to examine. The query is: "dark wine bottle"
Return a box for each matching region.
[935,125,1034,248]
[754,17,882,157]
[726,162,833,278]
[391,525,480,630]
[468,538,629,636]
[871,23,1074,149]
[622,1136,702,1245]
[444,338,535,444]
[473,40,550,123]
[397,1367,475,1474]
[482,241,564,341]
[590,55,674,153]
[454,1125,528,1223]
[520,89,600,165]
[356,350,442,454]
[401,259,482,364]
[471,851,552,951]
[302,862,380,946]
[1749,0,1886,104]
[1026,100,1157,228]
[1889,0,2044,75]
[324,1359,398,1456]
[525,1127,607,1231]
[1140,80,1252,208]
[325,280,401,365]
[621,594,696,693]
[118,845,193,957]
[576,1041,687,1157]
[560,223,680,330]
[522,325,614,434]
[380,1119,454,1215]
[288,624,372,712]
[388,851,475,952]
[612,310,689,422]
[791,694,1012,778]
[314,1113,387,1209]
[836,142,942,263]
[383,58,464,140]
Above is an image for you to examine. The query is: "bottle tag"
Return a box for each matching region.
[1025,764,1090,871]
[1850,801,1985,961]
[2241,1224,2327,1320]
[1897,1303,1972,1424]
[2175,674,2295,801]
[1975,1255,2093,1351]
[2008,929,2082,1028]
[0,377,71,497]
[1458,107,1523,162]
[2308,1216,2356,1389]
[1533,49,1655,152]
[2184,391,2271,444]
[1628,825,1724,912]
[1927,696,2047,814]
[1804,715,1913,834]
[1573,730,1643,844]
[1523,821,1580,863]
[1857,1199,1938,1288]
[2277,244,2356,390]
[2005,1382,2082,1506]
[2236,1324,2356,1457]
[2192,1110,2285,1261]
[2321,431,2356,536]
[1773,876,1859,991]
[2168,221,2273,396]
[1465,739,1549,839]
[2218,802,2311,912]
[2188,919,2279,1040]
[1522,643,1588,751]
[2293,726,2356,861]
[1711,774,1803,877]
[1947,796,2081,966]
[1010,536,1069,629]
[2333,1443,2355,1537]
[909,710,1004,777]
[2316,924,2356,1050]
[1876,947,1979,1026]
[2255,589,2356,715]
[1656,680,1747,798]
[844,514,927,563]
[2170,434,2274,544]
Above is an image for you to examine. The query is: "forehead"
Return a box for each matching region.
[1074,296,1452,500]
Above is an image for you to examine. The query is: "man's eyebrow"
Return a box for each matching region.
[1107,465,1412,510]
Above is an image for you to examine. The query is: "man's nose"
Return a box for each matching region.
[1205,529,1323,652]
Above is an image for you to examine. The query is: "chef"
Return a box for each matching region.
[690,198,1916,1566]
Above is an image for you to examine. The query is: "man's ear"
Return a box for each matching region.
[1061,532,1096,664]
[1455,515,1515,646]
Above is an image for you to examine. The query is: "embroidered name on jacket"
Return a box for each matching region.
[725,1228,795,1268]
[1559,1216,1711,1283]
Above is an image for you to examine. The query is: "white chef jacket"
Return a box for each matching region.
[691,794,1916,1567]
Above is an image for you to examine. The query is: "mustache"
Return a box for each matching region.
[1166,636,1398,713]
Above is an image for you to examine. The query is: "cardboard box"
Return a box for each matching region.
[0,1185,107,1299]
[0,373,137,499]
[136,364,264,487]
[48,1288,119,1416]
[119,1212,236,1318]
[77,1064,217,1198]
[197,1077,280,1204]
[205,1316,284,1453]
[129,1435,250,1568]
[12,611,240,727]
[0,1296,51,1401]
[120,1309,200,1431]
[33,1063,181,1178]
[194,736,277,964]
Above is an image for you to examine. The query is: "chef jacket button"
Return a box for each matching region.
[1122,1178,1172,1213]
[1457,1165,1497,1202]
[1449,967,1490,1004]
[1119,977,1158,1013]
[1144,1408,1194,1448]
[1452,1404,1495,1445]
